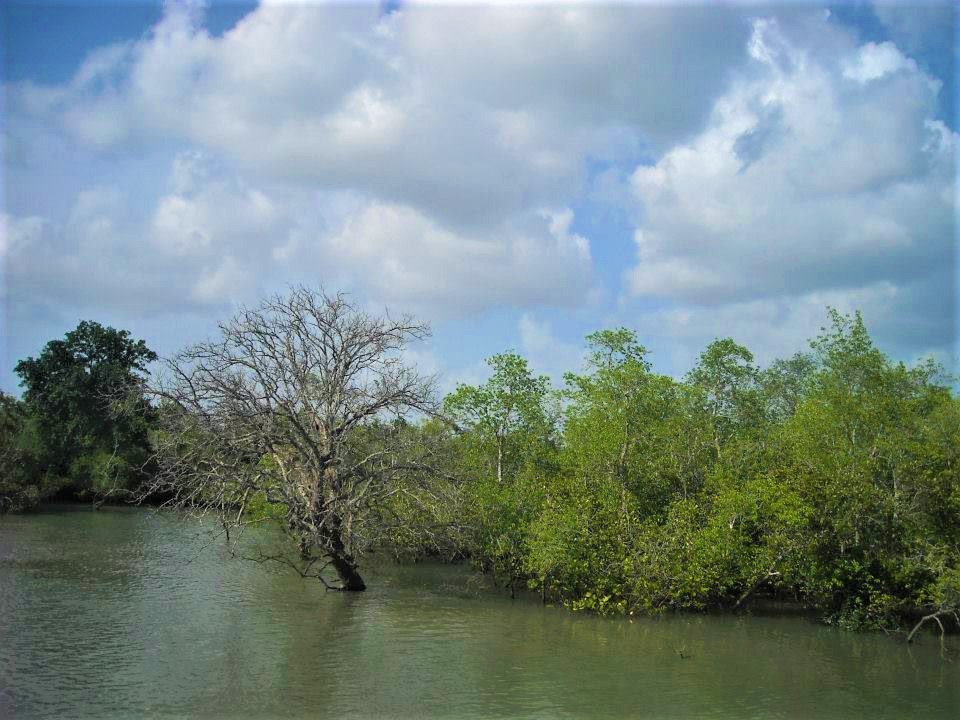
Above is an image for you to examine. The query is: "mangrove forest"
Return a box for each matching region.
[2,288,958,641]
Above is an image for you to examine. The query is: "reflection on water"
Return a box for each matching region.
[1,506,957,719]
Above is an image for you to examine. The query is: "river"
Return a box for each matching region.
[1,506,956,718]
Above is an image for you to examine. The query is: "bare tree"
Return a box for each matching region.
[145,287,437,590]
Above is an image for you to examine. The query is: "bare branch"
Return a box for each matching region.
[141,287,435,591]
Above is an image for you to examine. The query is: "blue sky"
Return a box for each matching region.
[1,0,956,394]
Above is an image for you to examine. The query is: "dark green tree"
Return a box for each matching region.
[0,392,45,511]
[13,320,158,502]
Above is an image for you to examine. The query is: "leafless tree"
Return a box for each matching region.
[144,287,439,590]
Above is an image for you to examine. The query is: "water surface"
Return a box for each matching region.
[1,506,956,718]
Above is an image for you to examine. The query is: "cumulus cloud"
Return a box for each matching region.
[8,1,646,331]
[319,203,593,318]
[150,153,286,262]
[841,41,921,84]
[625,17,955,359]
[7,1,754,230]
[2,154,285,321]
[2,149,595,323]
[2,2,956,389]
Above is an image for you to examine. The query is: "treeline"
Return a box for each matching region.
[2,304,958,634]
[384,310,959,632]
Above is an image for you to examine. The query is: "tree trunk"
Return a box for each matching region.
[496,441,503,484]
[323,510,366,590]
[320,462,367,591]
[330,550,367,591]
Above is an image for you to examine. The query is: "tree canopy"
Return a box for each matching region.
[402,310,959,634]
[3,321,157,510]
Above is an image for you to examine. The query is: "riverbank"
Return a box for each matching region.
[17,500,959,643]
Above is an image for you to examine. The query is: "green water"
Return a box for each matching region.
[1,506,956,719]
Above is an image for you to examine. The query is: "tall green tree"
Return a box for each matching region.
[564,329,712,515]
[13,320,157,501]
[444,353,555,485]
[687,338,763,453]
[376,307,958,633]
[759,351,817,423]
[443,353,557,587]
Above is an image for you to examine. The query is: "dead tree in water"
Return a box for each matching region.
[145,287,436,590]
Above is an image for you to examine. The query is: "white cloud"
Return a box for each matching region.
[152,194,213,255]
[7,1,755,232]
[636,283,909,374]
[841,41,919,84]
[0,214,46,262]
[3,159,280,315]
[625,17,955,359]
[192,256,252,305]
[318,202,594,319]
[150,152,285,261]
[3,149,595,321]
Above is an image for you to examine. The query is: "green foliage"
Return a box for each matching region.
[6,321,158,509]
[687,338,766,451]
[444,353,557,482]
[440,353,559,584]
[387,308,960,633]
[525,471,631,611]
[758,312,957,627]
[0,392,53,512]
[567,330,714,507]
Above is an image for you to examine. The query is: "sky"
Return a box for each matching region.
[1,0,957,394]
